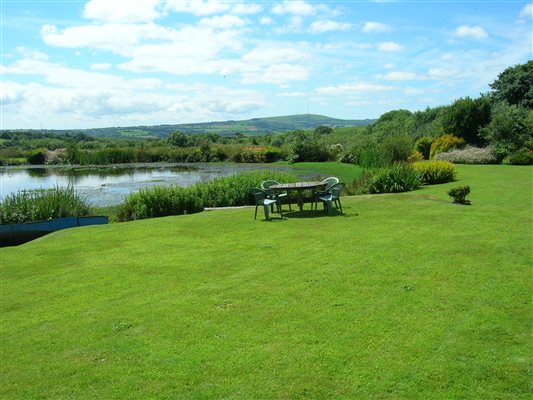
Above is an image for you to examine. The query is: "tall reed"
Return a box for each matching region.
[0,185,91,224]
[117,170,297,221]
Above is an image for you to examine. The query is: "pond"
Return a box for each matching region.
[0,163,294,207]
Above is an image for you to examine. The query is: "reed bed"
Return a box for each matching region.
[0,185,91,225]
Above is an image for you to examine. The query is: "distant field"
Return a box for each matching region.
[9,114,375,139]
[1,165,530,399]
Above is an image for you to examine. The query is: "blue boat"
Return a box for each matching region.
[1,216,109,247]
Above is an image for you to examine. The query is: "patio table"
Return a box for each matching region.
[269,181,326,212]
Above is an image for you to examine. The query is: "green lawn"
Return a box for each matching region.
[1,165,531,399]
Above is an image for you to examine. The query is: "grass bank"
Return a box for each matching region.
[1,165,531,399]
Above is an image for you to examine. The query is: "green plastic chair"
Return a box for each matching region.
[249,188,281,220]
[261,180,292,212]
[313,177,339,210]
[317,182,344,215]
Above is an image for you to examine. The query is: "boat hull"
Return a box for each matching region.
[1,216,109,247]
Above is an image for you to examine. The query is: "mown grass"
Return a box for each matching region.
[1,165,531,399]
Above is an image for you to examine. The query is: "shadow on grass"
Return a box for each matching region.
[279,208,356,219]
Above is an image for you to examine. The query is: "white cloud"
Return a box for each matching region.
[84,0,163,23]
[164,0,262,16]
[309,20,351,34]
[455,25,488,40]
[519,3,532,18]
[377,41,404,52]
[1,81,27,105]
[164,0,230,16]
[375,71,426,80]
[276,91,307,97]
[427,67,460,79]
[239,45,309,85]
[242,45,306,64]
[15,46,49,60]
[200,15,246,29]
[362,21,391,33]
[241,64,309,85]
[384,62,395,69]
[274,16,304,33]
[2,58,265,127]
[316,82,394,96]
[260,17,273,25]
[231,3,263,15]
[272,0,316,16]
[90,63,112,70]
[41,23,172,54]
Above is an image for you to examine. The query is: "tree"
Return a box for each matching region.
[287,130,328,163]
[314,125,333,135]
[412,106,447,138]
[442,95,491,146]
[490,61,533,108]
[167,131,188,147]
[481,102,533,156]
[368,109,414,139]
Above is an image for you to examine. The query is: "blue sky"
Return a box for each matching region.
[1,0,531,129]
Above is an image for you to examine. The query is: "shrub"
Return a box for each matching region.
[379,134,414,164]
[448,186,471,205]
[0,185,91,225]
[430,134,465,159]
[117,170,297,221]
[481,102,533,156]
[433,146,499,164]
[412,160,457,184]
[27,148,47,165]
[414,136,433,159]
[45,148,67,165]
[368,163,422,194]
[288,130,328,163]
[358,146,388,168]
[237,146,281,163]
[346,170,374,195]
[503,150,533,165]
[407,151,424,163]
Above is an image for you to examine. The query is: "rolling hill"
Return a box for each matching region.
[28,114,375,139]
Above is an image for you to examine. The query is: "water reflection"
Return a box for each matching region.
[0,163,291,207]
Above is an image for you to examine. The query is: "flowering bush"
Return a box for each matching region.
[236,146,282,163]
[434,146,498,164]
[412,160,457,184]
[430,134,465,159]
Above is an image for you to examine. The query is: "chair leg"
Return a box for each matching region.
[326,200,333,215]
[338,198,343,214]
[254,205,258,220]
[263,204,270,220]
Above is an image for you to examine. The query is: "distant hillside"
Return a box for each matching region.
[26,114,375,139]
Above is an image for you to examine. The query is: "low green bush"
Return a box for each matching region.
[368,163,422,194]
[346,170,374,195]
[503,150,533,165]
[27,148,47,165]
[430,134,465,159]
[448,185,471,205]
[235,146,282,163]
[412,160,457,184]
[414,136,433,159]
[0,185,91,224]
[117,170,297,221]
[434,146,498,164]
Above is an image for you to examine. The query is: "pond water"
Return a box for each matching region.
[0,163,294,207]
